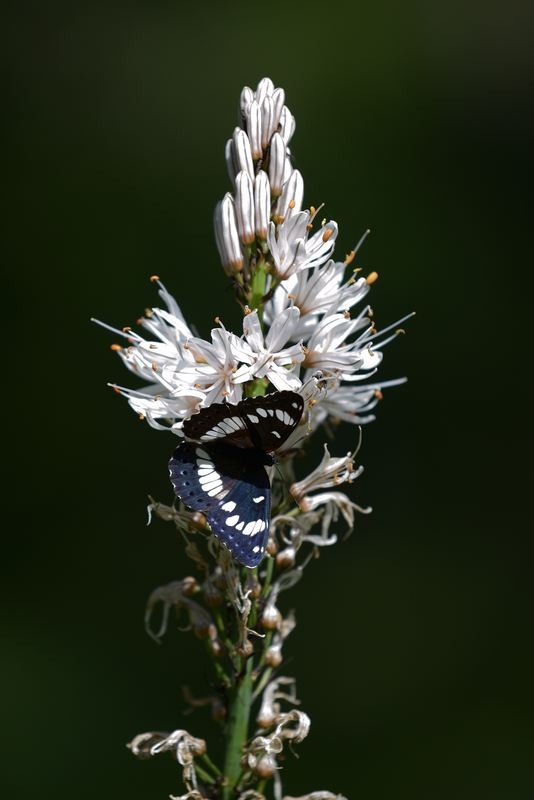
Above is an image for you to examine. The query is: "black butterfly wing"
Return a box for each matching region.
[183,401,254,448]
[237,391,304,453]
[169,442,271,568]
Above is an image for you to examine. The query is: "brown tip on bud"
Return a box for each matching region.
[288,199,296,209]
[110,344,122,351]
[209,638,224,658]
[344,249,356,265]
[256,712,277,729]
[191,738,207,757]
[203,586,223,608]
[276,548,296,569]
[366,271,378,285]
[230,259,244,273]
[238,639,254,658]
[266,538,278,557]
[322,228,334,243]
[261,606,282,630]
[149,275,160,282]
[191,511,207,530]
[253,755,277,778]
[264,648,283,668]
[374,389,383,400]
[181,576,199,596]
[306,223,313,230]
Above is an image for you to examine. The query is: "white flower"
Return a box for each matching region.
[303,312,380,373]
[264,259,371,340]
[179,325,253,406]
[267,213,338,281]
[240,308,304,391]
[298,491,372,536]
[290,443,364,503]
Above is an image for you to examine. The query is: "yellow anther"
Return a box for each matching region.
[344,250,356,265]
[374,389,383,400]
[322,228,334,243]
[151,362,158,371]
[139,414,145,421]
[366,271,378,285]
[110,344,122,351]
[289,199,296,209]
[149,275,160,282]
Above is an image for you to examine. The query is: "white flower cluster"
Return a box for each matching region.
[94,77,408,434]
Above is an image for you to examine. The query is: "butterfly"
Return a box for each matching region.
[168,390,304,568]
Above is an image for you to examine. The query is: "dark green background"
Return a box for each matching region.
[5,2,533,798]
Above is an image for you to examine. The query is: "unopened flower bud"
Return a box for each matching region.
[208,636,224,658]
[181,576,198,597]
[203,581,223,607]
[256,707,277,728]
[266,538,278,557]
[237,638,254,658]
[262,602,282,630]
[253,754,277,778]
[190,737,207,757]
[264,645,283,668]
[276,546,296,569]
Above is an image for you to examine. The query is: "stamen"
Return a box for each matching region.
[360,311,416,343]
[150,275,160,282]
[365,271,378,285]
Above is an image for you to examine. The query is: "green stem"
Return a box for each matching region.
[199,751,223,778]
[222,655,254,800]
[195,763,216,785]
[250,259,267,324]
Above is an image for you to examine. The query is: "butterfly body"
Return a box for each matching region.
[169,391,304,568]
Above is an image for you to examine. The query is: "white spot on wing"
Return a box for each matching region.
[236,521,245,530]
[267,409,275,416]
[275,409,284,421]
[199,472,220,485]
[221,500,236,512]
[247,414,259,423]
[257,407,268,418]
[226,515,239,526]
[253,495,264,503]
[244,521,256,536]
[272,430,281,439]
[253,545,260,553]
